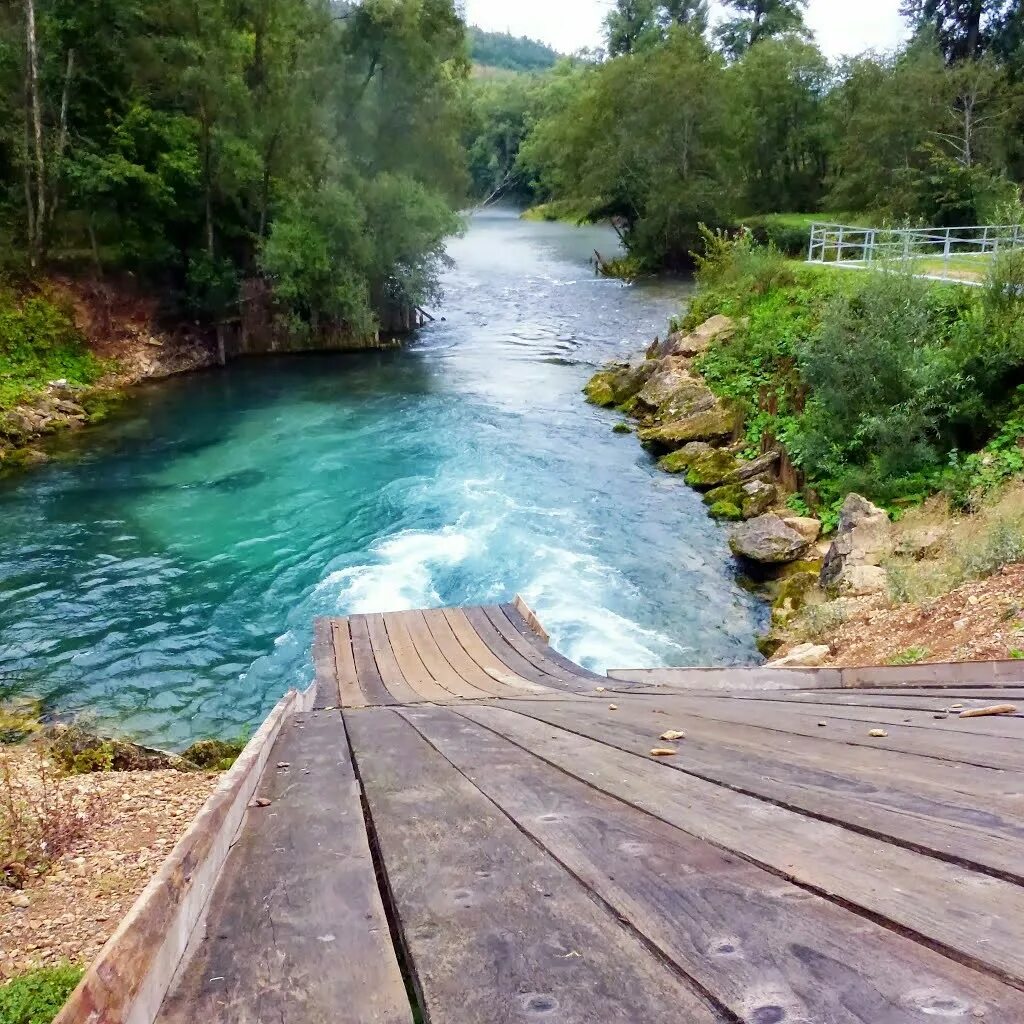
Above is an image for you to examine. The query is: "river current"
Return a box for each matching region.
[0,209,765,746]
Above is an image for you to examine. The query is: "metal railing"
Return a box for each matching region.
[807,222,1024,284]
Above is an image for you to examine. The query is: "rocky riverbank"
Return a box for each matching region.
[584,315,1023,668]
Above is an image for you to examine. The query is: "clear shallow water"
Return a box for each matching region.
[0,209,765,747]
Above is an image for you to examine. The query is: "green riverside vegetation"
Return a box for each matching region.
[0,965,84,1024]
[0,0,468,342]
[465,0,1024,270]
[684,230,1024,526]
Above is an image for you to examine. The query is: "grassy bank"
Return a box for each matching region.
[0,286,104,412]
[682,231,1024,525]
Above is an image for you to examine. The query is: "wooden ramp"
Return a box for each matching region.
[156,603,1024,1024]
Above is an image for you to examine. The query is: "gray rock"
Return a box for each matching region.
[740,479,777,519]
[664,315,736,358]
[769,643,831,668]
[820,493,891,593]
[729,514,810,565]
[728,449,781,482]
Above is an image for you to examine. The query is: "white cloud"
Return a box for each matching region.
[463,0,910,60]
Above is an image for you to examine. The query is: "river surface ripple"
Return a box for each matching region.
[0,208,766,746]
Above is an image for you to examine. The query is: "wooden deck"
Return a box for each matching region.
[157,603,1024,1024]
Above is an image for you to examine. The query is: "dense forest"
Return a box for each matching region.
[0,0,468,346]
[466,0,1024,269]
[468,27,559,73]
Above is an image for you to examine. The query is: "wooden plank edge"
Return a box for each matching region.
[606,660,1024,693]
[53,680,317,1024]
[605,666,842,691]
[312,617,339,708]
[513,594,549,644]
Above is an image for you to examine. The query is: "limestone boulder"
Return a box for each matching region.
[769,643,831,668]
[740,479,777,519]
[583,371,617,408]
[638,403,740,449]
[782,516,822,544]
[683,448,741,490]
[658,441,712,475]
[729,514,810,565]
[728,449,780,483]
[634,358,696,412]
[664,315,736,358]
[820,493,892,595]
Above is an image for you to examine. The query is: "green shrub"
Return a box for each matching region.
[0,965,83,1024]
[0,289,103,411]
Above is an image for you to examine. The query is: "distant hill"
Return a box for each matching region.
[468,26,560,72]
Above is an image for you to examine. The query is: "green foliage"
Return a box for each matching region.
[685,232,1024,515]
[716,0,809,59]
[888,646,930,665]
[0,0,468,341]
[468,27,559,72]
[181,736,247,770]
[0,289,103,410]
[0,965,84,1024]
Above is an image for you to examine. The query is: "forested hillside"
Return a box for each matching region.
[467,0,1024,270]
[0,0,467,344]
[468,27,559,72]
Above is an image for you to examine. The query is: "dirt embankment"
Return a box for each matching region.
[0,276,218,468]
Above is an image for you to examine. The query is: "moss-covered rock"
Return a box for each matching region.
[657,441,712,474]
[638,404,740,449]
[181,737,247,770]
[771,571,822,626]
[708,500,744,521]
[0,699,43,744]
[684,448,741,489]
[740,479,777,519]
[612,422,633,434]
[728,514,810,564]
[46,725,194,774]
[583,372,618,407]
[704,482,745,507]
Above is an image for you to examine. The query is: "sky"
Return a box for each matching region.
[462,0,910,60]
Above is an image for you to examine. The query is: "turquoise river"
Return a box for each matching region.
[0,209,765,747]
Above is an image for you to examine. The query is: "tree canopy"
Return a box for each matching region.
[0,0,468,341]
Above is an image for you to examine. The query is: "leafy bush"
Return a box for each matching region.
[0,965,83,1024]
[0,289,103,410]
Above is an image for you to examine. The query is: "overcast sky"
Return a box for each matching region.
[463,0,910,59]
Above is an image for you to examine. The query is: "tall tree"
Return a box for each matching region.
[900,0,1014,62]
[716,0,808,60]
[605,0,709,55]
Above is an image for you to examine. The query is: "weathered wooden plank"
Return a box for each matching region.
[347,614,398,707]
[498,697,1024,881]
[312,617,338,707]
[656,693,1024,772]
[401,610,493,700]
[456,606,565,690]
[345,707,725,1024]
[721,697,1024,738]
[364,613,426,705]
[331,620,367,709]
[383,612,462,703]
[464,703,1024,985]
[157,712,412,1024]
[425,607,541,696]
[608,666,844,690]
[401,705,1024,1023]
[487,604,605,687]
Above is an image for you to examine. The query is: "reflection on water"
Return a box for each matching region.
[0,208,765,747]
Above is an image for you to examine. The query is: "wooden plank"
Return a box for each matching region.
[425,607,541,697]
[498,697,1024,882]
[463,703,1024,985]
[489,604,607,687]
[656,693,1024,772]
[331,620,367,709]
[157,712,413,1024]
[401,705,1024,1023]
[345,707,725,1024]
[347,614,398,707]
[383,612,462,703]
[512,593,548,642]
[723,697,1024,739]
[455,606,564,690]
[677,688,1024,718]
[834,687,1024,701]
[608,666,844,690]
[312,617,338,707]
[401,610,494,700]
[364,612,426,705]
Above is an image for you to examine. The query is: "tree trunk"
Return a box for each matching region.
[24,0,45,266]
[48,48,75,229]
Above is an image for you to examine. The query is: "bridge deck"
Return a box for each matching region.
[157,604,1024,1024]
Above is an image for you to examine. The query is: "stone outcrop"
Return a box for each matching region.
[769,643,831,668]
[729,514,811,565]
[638,404,740,448]
[820,494,891,596]
[658,314,736,359]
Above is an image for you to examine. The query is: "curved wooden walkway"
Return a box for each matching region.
[154,602,1024,1024]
